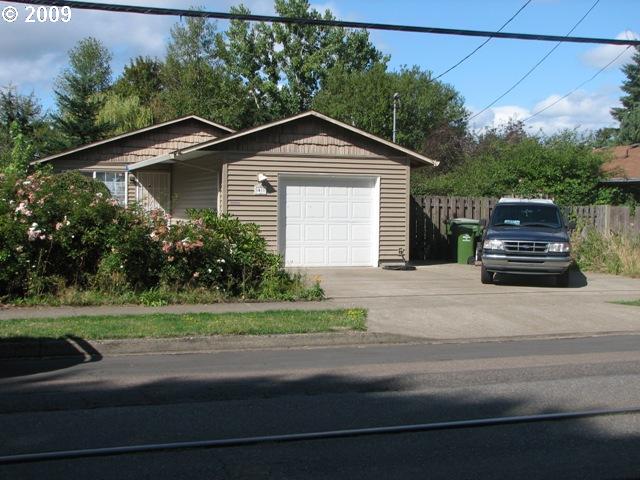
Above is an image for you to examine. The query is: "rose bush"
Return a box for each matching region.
[0,171,322,302]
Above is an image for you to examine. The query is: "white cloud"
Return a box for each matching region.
[581,30,639,69]
[470,89,619,134]
[0,0,273,106]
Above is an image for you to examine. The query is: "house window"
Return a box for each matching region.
[91,171,126,205]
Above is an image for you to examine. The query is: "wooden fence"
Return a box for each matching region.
[410,196,640,261]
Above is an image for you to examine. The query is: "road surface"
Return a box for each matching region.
[1,335,640,479]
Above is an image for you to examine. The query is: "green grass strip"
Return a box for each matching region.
[612,299,640,307]
[0,309,367,340]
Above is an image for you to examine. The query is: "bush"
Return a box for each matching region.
[0,171,323,303]
[412,129,626,205]
[572,226,640,277]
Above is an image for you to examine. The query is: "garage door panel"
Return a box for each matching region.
[286,201,301,218]
[304,224,325,241]
[351,224,371,241]
[305,202,325,218]
[282,177,377,267]
[329,224,349,241]
[329,201,349,219]
[286,224,301,241]
[351,202,371,219]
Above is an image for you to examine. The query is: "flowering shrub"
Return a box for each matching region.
[0,171,323,302]
[150,209,282,296]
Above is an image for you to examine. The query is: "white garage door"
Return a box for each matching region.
[281,176,378,267]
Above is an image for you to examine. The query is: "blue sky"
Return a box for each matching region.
[0,0,638,133]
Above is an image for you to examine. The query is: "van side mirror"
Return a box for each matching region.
[567,220,576,230]
[479,219,487,228]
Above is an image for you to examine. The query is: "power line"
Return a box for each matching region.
[468,0,601,122]
[523,45,633,123]
[434,0,532,80]
[10,0,640,47]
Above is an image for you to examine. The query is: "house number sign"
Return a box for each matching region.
[254,184,267,195]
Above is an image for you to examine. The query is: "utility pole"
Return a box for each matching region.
[392,92,399,143]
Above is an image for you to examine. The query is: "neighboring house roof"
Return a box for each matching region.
[601,144,640,183]
[32,115,235,165]
[178,110,439,167]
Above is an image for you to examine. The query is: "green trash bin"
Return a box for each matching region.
[446,218,483,264]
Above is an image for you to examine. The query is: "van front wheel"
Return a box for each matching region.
[556,270,570,288]
[481,265,494,284]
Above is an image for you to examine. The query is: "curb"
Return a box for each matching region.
[0,332,419,359]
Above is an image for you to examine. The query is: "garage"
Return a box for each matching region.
[279,176,379,267]
[157,111,437,266]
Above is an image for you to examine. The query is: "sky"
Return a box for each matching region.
[0,0,638,135]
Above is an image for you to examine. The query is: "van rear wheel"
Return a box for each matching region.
[481,265,494,284]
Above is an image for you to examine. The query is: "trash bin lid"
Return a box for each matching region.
[448,218,480,225]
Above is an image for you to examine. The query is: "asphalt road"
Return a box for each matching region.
[1,336,640,479]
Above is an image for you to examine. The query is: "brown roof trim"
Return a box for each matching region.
[180,110,439,166]
[32,115,235,165]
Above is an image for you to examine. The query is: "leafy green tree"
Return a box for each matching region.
[412,128,620,205]
[219,0,385,125]
[313,64,468,168]
[159,15,250,128]
[54,37,113,146]
[112,56,163,105]
[0,85,42,133]
[0,85,62,162]
[1,122,35,175]
[618,108,640,144]
[97,93,154,135]
[611,46,640,123]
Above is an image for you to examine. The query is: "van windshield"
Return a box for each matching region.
[491,205,562,229]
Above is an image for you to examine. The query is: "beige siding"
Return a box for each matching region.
[50,119,227,172]
[221,117,399,159]
[225,155,409,264]
[171,158,220,221]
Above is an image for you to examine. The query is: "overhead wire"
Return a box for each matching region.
[523,45,633,123]
[433,0,533,80]
[9,0,640,46]
[468,0,601,122]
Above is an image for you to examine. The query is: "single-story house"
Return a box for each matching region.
[35,111,437,267]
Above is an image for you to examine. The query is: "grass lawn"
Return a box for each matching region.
[612,299,640,307]
[0,309,367,340]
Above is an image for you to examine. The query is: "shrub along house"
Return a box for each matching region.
[35,111,437,267]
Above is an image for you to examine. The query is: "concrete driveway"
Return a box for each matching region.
[309,264,640,340]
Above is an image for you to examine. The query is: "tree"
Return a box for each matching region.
[312,64,468,168]
[54,37,113,146]
[159,15,251,128]
[0,85,61,162]
[97,93,154,135]
[219,0,385,125]
[112,56,163,105]
[611,46,640,123]
[0,85,42,134]
[618,108,640,144]
[412,128,620,205]
[1,122,35,175]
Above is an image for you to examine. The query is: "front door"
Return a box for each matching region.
[135,171,170,213]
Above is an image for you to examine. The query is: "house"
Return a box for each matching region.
[601,144,640,198]
[35,111,437,267]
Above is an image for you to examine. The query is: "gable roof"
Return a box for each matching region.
[602,144,640,181]
[179,110,439,167]
[32,115,235,165]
